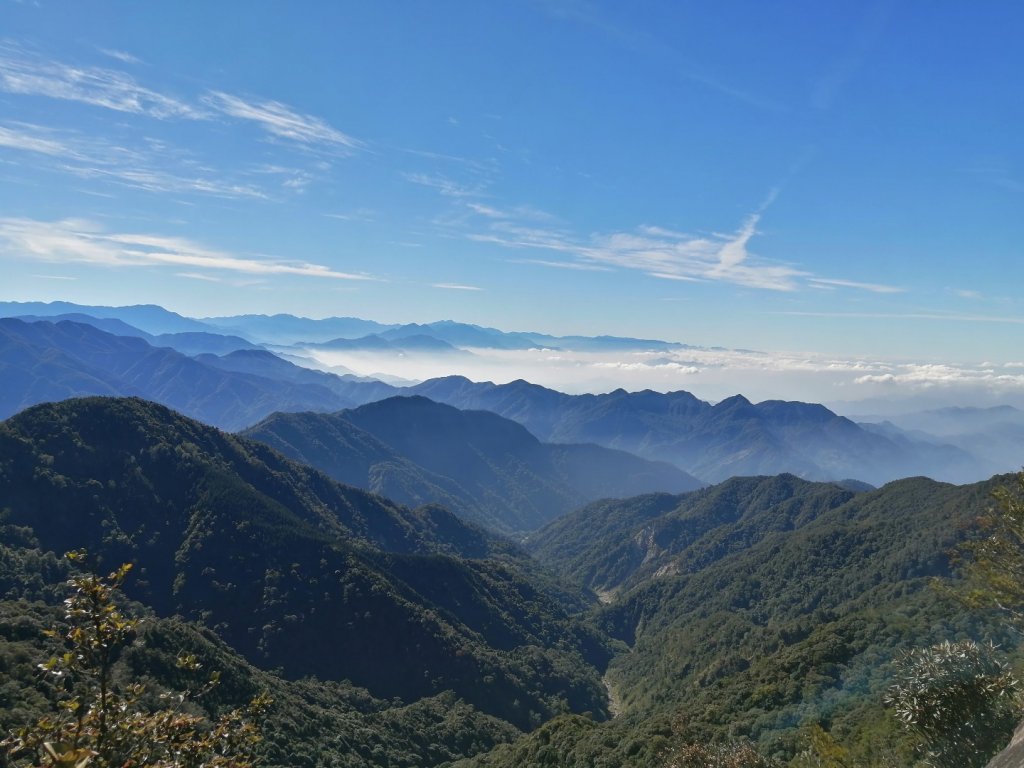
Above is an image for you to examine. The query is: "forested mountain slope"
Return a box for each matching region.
[1,396,1018,765]
[447,473,1019,767]
[243,396,701,533]
[0,397,611,730]
[471,473,1012,763]
[529,474,858,595]
[0,536,524,765]
[0,537,521,768]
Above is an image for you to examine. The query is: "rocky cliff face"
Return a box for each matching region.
[986,721,1024,768]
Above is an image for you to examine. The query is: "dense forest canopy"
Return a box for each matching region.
[1,396,1021,766]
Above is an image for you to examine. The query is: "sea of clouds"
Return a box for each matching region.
[295,345,1024,415]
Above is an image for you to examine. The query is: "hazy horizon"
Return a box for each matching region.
[2,3,1022,409]
[5,297,1024,413]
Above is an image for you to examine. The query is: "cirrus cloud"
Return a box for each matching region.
[464,199,902,294]
[432,283,483,291]
[202,91,363,152]
[0,43,201,119]
[0,217,376,281]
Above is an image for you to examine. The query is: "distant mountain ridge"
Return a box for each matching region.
[301,333,466,354]
[0,300,218,335]
[856,404,1024,477]
[243,396,702,533]
[8,310,260,356]
[0,318,358,428]
[394,376,989,486]
[0,302,1012,487]
[3,300,693,352]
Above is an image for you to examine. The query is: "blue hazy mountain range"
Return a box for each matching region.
[242,395,702,534]
[855,405,1024,482]
[2,306,1014,488]
[0,301,694,352]
[12,312,260,356]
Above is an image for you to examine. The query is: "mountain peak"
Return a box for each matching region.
[716,393,752,408]
[221,348,280,360]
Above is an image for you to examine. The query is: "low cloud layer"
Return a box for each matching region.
[292,343,1024,411]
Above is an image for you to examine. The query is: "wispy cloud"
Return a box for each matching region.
[398,147,498,175]
[970,162,1024,193]
[0,123,76,157]
[540,0,785,112]
[70,165,268,199]
[0,122,268,200]
[466,193,902,293]
[0,46,362,163]
[808,277,904,294]
[471,207,808,291]
[0,217,376,281]
[811,1,891,110]
[30,273,76,280]
[98,48,142,65]
[250,163,317,192]
[405,172,482,198]
[0,43,201,119]
[956,289,984,300]
[175,271,268,288]
[510,258,613,272]
[466,202,556,221]
[431,282,483,291]
[203,91,362,151]
[323,208,376,222]
[780,310,1024,325]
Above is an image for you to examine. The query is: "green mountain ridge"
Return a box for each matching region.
[529,474,859,595]
[514,473,1014,761]
[0,396,611,731]
[243,396,701,534]
[0,538,521,768]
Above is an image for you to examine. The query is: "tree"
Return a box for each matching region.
[663,741,779,768]
[789,724,854,768]
[2,551,270,768]
[884,639,1019,768]
[959,472,1024,629]
[880,474,1024,767]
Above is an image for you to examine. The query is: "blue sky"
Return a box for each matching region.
[1,1,1022,376]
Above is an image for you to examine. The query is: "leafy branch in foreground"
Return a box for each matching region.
[885,638,1020,768]
[2,551,271,768]
[959,472,1024,630]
